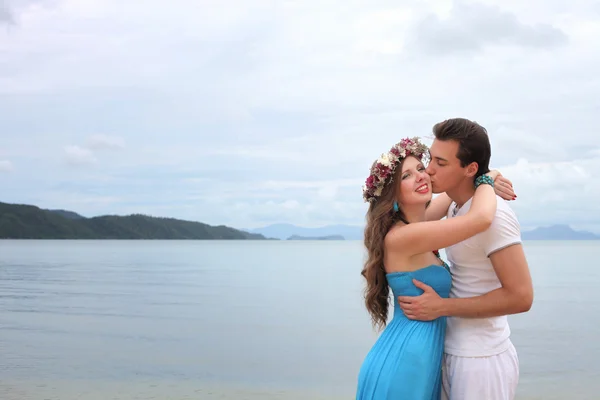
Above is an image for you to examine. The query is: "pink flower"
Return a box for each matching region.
[376,165,390,177]
[366,175,376,189]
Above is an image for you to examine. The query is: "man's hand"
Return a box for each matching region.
[397,279,444,321]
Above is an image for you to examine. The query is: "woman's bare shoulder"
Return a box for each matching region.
[384,223,411,257]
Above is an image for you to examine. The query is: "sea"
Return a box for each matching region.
[0,240,598,400]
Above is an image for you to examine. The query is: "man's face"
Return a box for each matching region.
[425,139,469,194]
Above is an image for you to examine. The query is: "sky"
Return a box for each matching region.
[0,0,599,232]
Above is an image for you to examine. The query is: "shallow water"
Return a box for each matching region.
[0,240,597,399]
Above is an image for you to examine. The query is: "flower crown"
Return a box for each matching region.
[362,137,430,203]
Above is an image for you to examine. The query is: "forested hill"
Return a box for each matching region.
[0,202,268,240]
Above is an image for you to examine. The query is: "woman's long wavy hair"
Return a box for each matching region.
[361,159,410,331]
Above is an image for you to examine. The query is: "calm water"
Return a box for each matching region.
[0,240,598,400]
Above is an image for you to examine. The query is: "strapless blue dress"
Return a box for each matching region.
[356,265,452,400]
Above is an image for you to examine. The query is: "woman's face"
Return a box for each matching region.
[396,156,432,206]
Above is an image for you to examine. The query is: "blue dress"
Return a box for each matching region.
[356,264,452,400]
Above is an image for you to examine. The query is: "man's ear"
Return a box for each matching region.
[465,162,478,178]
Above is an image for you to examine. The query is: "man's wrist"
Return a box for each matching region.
[437,298,451,318]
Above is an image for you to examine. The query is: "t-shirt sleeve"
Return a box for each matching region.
[481,201,522,257]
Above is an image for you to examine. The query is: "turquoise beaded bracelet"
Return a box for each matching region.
[475,174,494,188]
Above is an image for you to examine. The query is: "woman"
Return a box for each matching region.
[356,137,514,399]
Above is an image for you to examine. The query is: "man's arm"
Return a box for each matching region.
[398,203,533,321]
[437,243,533,318]
[399,244,533,320]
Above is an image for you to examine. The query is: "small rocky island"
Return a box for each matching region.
[286,234,345,240]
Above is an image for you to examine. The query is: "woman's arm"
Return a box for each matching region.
[425,172,516,222]
[386,177,498,256]
[424,193,453,222]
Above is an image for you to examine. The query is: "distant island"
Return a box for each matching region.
[0,202,269,240]
[287,234,345,240]
[247,223,364,240]
[521,225,599,240]
[249,223,599,241]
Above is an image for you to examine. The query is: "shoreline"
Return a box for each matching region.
[0,379,595,400]
[0,380,351,400]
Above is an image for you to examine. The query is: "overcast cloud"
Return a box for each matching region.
[0,0,599,232]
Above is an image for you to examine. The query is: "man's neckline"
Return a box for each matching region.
[451,196,474,217]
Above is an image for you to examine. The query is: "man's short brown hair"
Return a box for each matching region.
[432,118,491,179]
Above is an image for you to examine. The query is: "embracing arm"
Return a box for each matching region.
[425,193,453,221]
[387,181,497,256]
[437,244,533,318]
[425,173,516,222]
[399,205,534,321]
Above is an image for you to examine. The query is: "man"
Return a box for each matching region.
[397,118,534,400]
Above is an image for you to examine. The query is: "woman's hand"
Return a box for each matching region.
[489,170,516,201]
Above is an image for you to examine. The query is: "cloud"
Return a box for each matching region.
[63,145,96,166]
[0,0,13,25]
[497,156,600,228]
[87,134,125,151]
[409,2,568,55]
[0,160,13,171]
[0,0,50,26]
[61,134,124,167]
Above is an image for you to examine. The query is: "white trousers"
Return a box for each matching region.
[441,341,519,400]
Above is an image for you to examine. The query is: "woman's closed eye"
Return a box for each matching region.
[403,167,425,179]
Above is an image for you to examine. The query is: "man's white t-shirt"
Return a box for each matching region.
[444,195,522,357]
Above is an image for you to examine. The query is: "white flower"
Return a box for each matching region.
[378,153,392,167]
